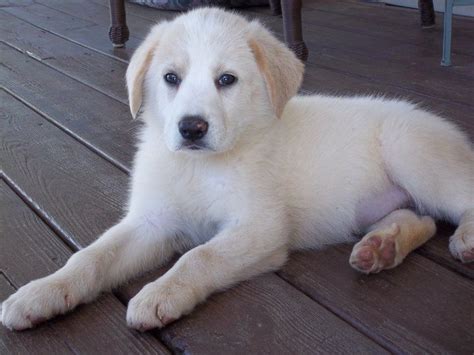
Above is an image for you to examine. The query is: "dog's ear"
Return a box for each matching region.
[247,21,304,117]
[126,22,168,119]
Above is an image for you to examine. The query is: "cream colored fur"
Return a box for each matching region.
[2,8,473,331]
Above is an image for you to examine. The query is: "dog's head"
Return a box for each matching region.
[126,8,304,154]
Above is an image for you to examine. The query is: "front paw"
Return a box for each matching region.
[1,277,75,330]
[126,278,199,331]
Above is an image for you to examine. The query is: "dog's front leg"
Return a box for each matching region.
[127,223,288,331]
[1,216,176,330]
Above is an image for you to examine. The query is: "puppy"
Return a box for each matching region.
[2,8,473,331]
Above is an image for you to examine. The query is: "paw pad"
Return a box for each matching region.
[350,232,398,274]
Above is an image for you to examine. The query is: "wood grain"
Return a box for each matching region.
[91,0,474,101]
[117,266,386,354]
[5,1,473,132]
[0,89,128,248]
[4,1,474,109]
[0,10,129,103]
[302,0,474,52]
[0,180,169,354]
[0,42,136,170]
[279,245,474,353]
[418,222,474,279]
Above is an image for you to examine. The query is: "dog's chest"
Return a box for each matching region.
[176,166,238,212]
[171,164,243,239]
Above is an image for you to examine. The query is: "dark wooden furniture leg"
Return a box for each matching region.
[109,0,130,48]
[281,0,308,62]
[269,0,282,15]
[418,0,435,28]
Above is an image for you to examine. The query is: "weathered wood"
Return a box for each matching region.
[0,180,169,354]
[2,1,140,61]
[0,42,136,170]
[2,5,473,136]
[300,0,474,55]
[0,10,129,103]
[0,88,128,248]
[38,0,175,37]
[279,246,474,353]
[117,266,386,354]
[418,222,474,279]
[5,2,474,109]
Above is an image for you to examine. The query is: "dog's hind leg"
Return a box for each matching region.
[379,108,474,262]
[350,209,436,273]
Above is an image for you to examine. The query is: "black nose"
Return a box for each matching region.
[178,115,209,141]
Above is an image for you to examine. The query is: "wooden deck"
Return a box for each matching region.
[1,0,473,353]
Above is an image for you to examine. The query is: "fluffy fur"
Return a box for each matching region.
[2,8,473,331]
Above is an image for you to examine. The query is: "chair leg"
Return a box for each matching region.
[109,0,129,48]
[281,0,308,62]
[441,0,454,66]
[269,0,282,15]
[418,0,435,28]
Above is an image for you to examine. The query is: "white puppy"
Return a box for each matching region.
[2,8,473,331]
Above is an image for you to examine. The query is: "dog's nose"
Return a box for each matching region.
[178,116,209,141]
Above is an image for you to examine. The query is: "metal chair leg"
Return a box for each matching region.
[109,0,129,48]
[281,0,308,62]
[441,0,454,66]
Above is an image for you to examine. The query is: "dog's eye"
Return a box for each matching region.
[164,73,180,85]
[217,74,237,87]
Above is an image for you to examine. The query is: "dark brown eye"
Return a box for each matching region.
[164,73,180,85]
[217,74,237,87]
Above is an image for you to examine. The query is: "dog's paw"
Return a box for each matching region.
[1,277,74,330]
[350,223,401,274]
[449,222,474,263]
[126,278,197,331]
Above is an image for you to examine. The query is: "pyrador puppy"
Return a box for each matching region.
[2,8,473,331]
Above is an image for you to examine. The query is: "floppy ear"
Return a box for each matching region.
[126,22,168,119]
[247,21,304,117]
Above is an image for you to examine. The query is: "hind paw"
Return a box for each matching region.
[449,222,474,263]
[350,223,400,274]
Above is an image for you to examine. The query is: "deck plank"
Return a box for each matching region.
[303,0,474,51]
[118,267,387,354]
[0,42,136,170]
[4,2,474,109]
[0,10,128,103]
[4,1,473,132]
[0,75,384,353]
[279,245,474,353]
[95,0,474,58]
[0,180,169,354]
[0,87,128,247]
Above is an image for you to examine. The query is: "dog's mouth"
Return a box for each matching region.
[179,141,211,152]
